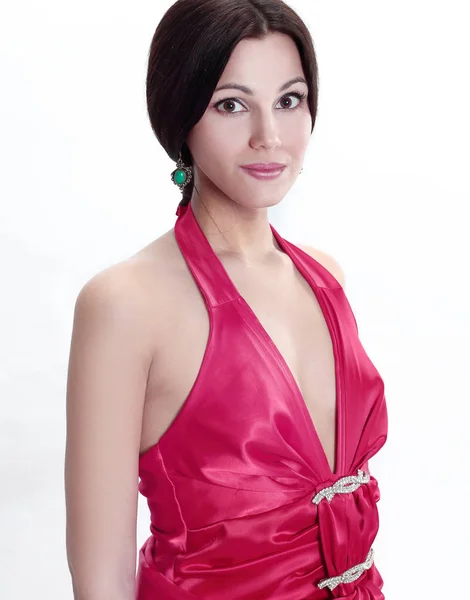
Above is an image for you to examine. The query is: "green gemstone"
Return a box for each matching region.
[174,169,186,184]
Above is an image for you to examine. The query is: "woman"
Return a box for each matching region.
[65,1,388,599]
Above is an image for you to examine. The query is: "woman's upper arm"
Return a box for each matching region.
[65,265,153,599]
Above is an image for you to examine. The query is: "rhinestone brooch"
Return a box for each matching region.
[317,547,375,591]
[311,469,370,505]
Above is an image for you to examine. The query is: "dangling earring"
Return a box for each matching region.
[300,167,303,174]
[171,150,193,191]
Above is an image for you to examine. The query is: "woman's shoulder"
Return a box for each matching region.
[297,244,346,289]
[85,227,181,289]
[75,228,183,349]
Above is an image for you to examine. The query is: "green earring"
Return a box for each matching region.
[171,150,193,191]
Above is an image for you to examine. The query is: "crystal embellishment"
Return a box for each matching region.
[317,547,375,591]
[311,469,370,505]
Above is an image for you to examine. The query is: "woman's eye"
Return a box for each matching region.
[216,99,244,114]
[214,92,306,115]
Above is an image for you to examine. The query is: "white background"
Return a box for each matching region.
[1,1,469,598]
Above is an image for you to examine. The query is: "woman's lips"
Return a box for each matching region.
[240,165,286,180]
[241,163,285,171]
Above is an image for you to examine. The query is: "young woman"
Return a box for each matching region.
[65,1,388,599]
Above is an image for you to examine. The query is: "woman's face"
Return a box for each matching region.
[186,32,312,211]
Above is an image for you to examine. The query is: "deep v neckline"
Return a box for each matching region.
[181,202,344,478]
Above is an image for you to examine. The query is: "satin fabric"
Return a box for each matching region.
[136,200,388,599]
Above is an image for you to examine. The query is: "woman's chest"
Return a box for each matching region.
[140,255,338,462]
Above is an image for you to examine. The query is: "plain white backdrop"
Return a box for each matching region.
[1,1,469,598]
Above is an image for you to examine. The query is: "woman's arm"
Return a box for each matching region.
[64,264,154,600]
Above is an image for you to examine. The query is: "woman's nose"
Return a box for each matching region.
[249,114,282,150]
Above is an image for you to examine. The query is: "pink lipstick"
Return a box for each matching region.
[240,163,286,180]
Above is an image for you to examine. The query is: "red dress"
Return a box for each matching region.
[135,201,388,599]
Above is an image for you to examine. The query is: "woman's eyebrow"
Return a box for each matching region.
[214,76,307,95]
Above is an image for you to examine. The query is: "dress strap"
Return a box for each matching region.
[174,200,241,308]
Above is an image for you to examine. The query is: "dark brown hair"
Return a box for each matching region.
[146,0,319,210]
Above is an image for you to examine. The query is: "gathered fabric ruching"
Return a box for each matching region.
[314,472,384,599]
